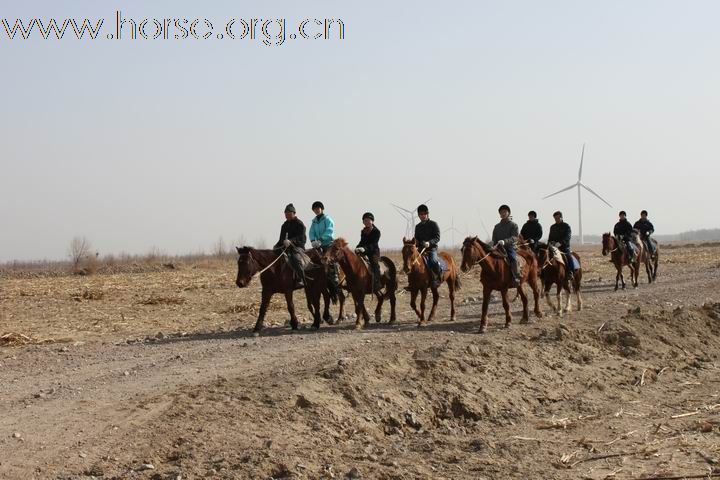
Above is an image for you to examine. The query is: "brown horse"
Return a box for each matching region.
[535,244,583,316]
[323,238,397,329]
[602,234,640,290]
[638,237,659,283]
[235,247,342,334]
[401,238,461,326]
[460,236,542,333]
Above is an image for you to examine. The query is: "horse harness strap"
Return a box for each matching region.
[255,247,288,277]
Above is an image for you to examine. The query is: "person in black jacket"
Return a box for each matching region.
[613,210,636,262]
[414,204,442,287]
[355,212,382,292]
[547,211,575,279]
[273,203,307,288]
[520,210,543,253]
[634,210,656,256]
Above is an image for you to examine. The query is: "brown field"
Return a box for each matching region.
[2,244,720,479]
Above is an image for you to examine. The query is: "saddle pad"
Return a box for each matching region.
[423,255,449,272]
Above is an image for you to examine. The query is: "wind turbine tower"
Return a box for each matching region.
[542,144,613,245]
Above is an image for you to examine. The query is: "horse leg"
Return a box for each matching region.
[322,289,333,325]
[310,289,322,330]
[518,284,529,323]
[575,277,583,311]
[374,292,385,323]
[531,274,543,318]
[418,288,428,326]
[426,287,440,323]
[544,277,556,312]
[501,289,512,328]
[410,289,422,321]
[361,294,371,327]
[285,291,299,330]
[253,290,273,335]
[352,292,364,329]
[555,283,563,317]
[388,291,397,323]
[564,280,572,313]
[337,289,346,323]
[614,266,621,291]
[479,286,492,333]
[447,277,456,322]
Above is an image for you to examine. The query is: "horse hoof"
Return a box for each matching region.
[450,316,457,322]
[535,311,543,319]
[388,318,396,324]
[519,318,529,324]
[478,327,486,334]
[417,322,427,328]
[252,331,261,337]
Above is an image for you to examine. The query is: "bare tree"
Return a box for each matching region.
[68,236,91,271]
[213,236,227,258]
[255,236,268,249]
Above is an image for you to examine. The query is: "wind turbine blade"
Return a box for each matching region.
[542,183,577,199]
[580,184,613,208]
[391,203,413,214]
[578,143,585,181]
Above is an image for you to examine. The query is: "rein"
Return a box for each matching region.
[412,246,428,266]
[253,247,288,277]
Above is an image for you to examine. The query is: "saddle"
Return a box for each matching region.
[421,254,449,273]
[548,246,580,270]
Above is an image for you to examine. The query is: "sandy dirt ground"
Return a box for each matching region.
[1,243,720,480]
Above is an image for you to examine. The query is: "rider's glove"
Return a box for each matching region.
[423,241,430,248]
[355,247,365,254]
[283,239,292,247]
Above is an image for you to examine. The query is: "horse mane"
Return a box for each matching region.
[462,236,493,252]
[331,238,349,249]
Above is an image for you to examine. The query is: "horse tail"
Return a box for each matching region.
[447,254,461,290]
[380,256,397,292]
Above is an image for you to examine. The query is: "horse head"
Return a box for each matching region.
[460,236,482,273]
[401,237,418,274]
[323,238,348,265]
[601,233,612,256]
[235,246,258,288]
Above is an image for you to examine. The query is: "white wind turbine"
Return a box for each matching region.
[443,216,463,248]
[391,198,431,239]
[542,144,613,245]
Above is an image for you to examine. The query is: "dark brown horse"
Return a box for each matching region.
[602,234,640,290]
[235,247,342,334]
[638,237,659,283]
[401,238,460,326]
[323,238,397,329]
[534,244,583,316]
[460,236,542,333]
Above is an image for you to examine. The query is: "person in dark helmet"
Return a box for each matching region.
[634,210,656,256]
[520,210,543,254]
[273,203,307,288]
[355,212,382,292]
[414,204,442,287]
[613,210,636,262]
[547,211,576,281]
[308,201,339,294]
[492,204,520,287]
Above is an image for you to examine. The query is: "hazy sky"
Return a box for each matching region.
[2,1,718,261]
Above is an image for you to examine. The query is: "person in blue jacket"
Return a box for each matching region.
[309,201,339,294]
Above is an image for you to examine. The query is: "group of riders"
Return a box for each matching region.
[272,201,657,291]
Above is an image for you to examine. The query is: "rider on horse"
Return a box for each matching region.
[492,204,520,287]
[547,210,576,282]
[520,210,543,254]
[414,204,442,288]
[633,210,656,256]
[309,201,340,294]
[613,210,637,263]
[273,203,307,288]
[355,212,382,292]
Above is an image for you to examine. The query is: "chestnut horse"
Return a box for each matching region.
[535,244,582,316]
[323,238,397,329]
[235,247,343,334]
[460,236,542,333]
[401,238,461,326]
[602,234,640,290]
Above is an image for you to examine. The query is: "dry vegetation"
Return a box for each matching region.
[1,243,720,479]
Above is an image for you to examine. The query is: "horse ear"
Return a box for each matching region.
[473,235,478,240]
[236,247,242,254]
[402,236,407,243]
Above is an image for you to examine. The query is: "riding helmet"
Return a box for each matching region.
[553,211,562,217]
[498,204,511,214]
[417,204,429,214]
[619,210,627,216]
[312,201,324,210]
[641,210,648,216]
[362,212,375,221]
[528,210,537,218]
